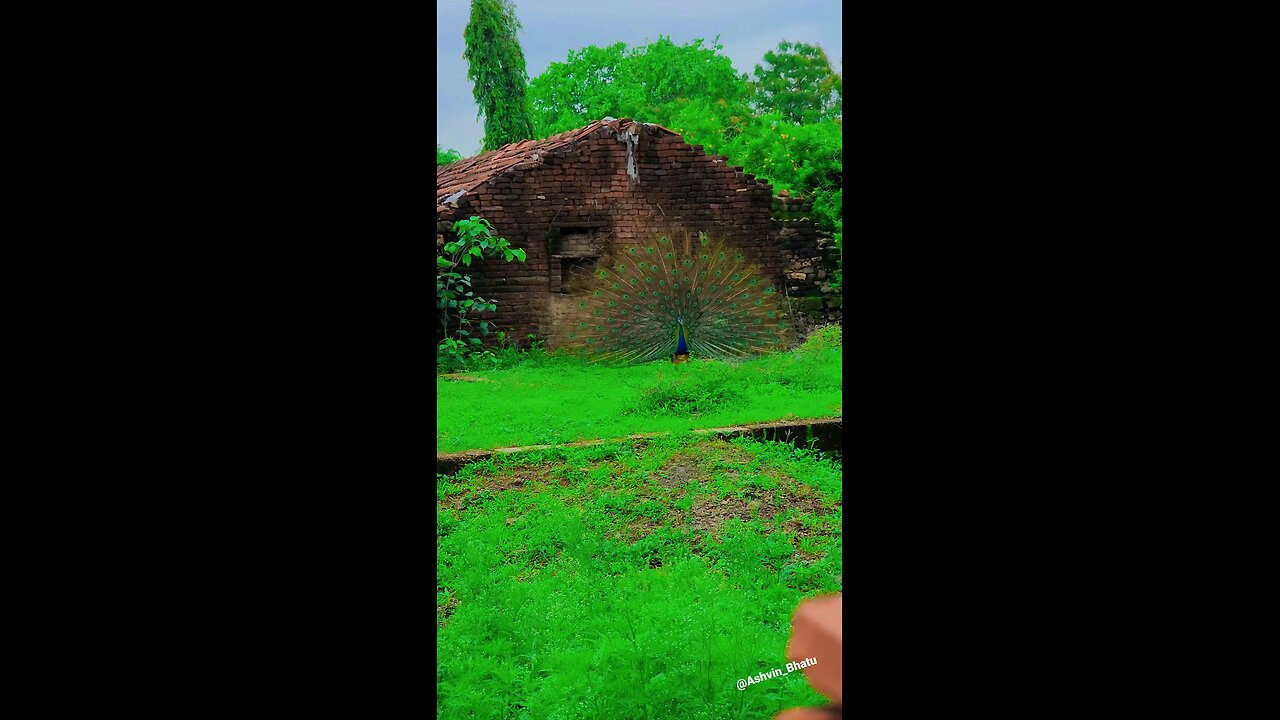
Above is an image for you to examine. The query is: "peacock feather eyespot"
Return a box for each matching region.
[732,273,741,281]
[645,277,653,283]
[665,252,673,259]
[748,278,758,286]
[735,254,744,261]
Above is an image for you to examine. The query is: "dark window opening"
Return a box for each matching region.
[549,226,604,293]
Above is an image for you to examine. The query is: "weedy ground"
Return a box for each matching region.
[437,433,841,720]
[438,331,842,453]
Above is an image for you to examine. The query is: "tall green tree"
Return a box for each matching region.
[463,0,535,151]
[750,41,842,124]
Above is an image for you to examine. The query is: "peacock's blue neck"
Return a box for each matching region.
[675,319,688,354]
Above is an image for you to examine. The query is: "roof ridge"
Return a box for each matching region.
[436,118,681,211]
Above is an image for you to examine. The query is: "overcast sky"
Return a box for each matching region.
[437,0,842,157]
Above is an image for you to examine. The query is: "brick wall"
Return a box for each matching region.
[438,124,835,348]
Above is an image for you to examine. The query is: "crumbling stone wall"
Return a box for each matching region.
[437,120,838,348]
[773,192,842,329]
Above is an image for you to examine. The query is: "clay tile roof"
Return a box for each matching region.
[436,118,679,215]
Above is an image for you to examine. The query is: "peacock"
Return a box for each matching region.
[556,230,794,364]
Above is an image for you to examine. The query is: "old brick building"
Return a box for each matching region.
[436,118,833,347]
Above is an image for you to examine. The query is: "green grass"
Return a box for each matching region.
[437,433,842,720]
[437,345,841,453]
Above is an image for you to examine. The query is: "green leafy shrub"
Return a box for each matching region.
[799,324,841,353]
[630,362,748,416]
[437,216,526,372]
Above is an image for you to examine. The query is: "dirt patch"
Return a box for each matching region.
[482,464,561,493]
[653,462,705,488]
[440,464,567,511]
[615,516,666,543]
[690,495,755,535]
[441,374,498,383]
[716,444,754,466]
[437,594,459,627]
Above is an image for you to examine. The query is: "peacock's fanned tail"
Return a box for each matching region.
[557,230,793,363]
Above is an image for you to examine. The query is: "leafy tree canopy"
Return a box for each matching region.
[438,144,463,165]
[528,36,750,138]
[464,0,535,151]
[751,41,842,124]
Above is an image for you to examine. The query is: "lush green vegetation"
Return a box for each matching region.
[438,144,463,165]
[437,433,841,719]
[437,334,841,453]
[464,0,536,151]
